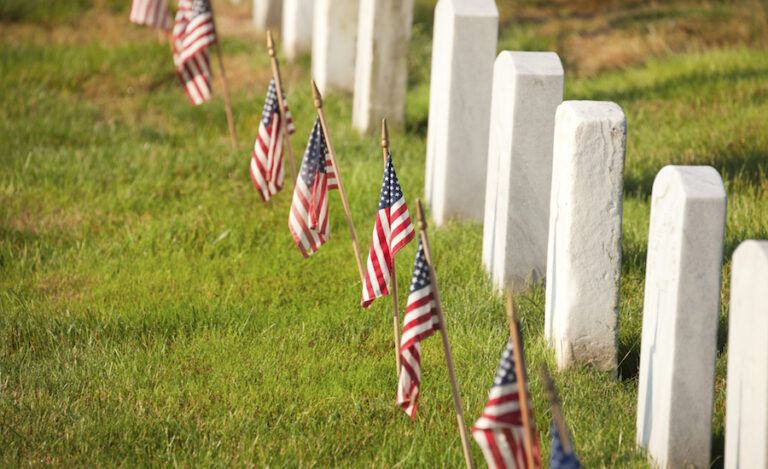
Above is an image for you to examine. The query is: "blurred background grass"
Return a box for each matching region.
[1,0,767,466]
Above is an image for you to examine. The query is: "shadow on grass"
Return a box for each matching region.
[581,66,768,104]
[711,429,725,469]
[625,148,768,199]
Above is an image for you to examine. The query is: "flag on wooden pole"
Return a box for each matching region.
[396,237,440,418]
[550,423,581,469]
[250,79,296,201]
[130,0,170,30]
[539,364,581,469]
[288,118,338,257]
[310,80,365,283]
[361,151,415,308]
[410,199,475,468]
[172,0,216,105]
[472,339,542,469]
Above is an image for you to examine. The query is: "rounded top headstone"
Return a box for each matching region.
[653,165,726,201]
[495,51,564,78]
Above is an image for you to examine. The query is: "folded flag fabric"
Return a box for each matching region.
[172,0,216,105]
[396,238,440,419]
[361,152,415,308]
[473,339,542,469]
[288,118,338,257]
[550,422,581,469]
[250,79,296,202]
[130,0,170,30]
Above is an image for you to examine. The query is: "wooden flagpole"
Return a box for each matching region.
[505,292,537,469]
[539,363,573,454]
[311,80,365,285]
[380,118,402,377]
[415,199,474,469]
[266,30,297,183]
[208,2,238,150]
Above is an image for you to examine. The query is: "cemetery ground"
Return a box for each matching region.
[2,0,767,466]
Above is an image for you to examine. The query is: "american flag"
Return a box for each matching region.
[396,238,441,419]
[288,118,338,257]
[550,422,581,469]
[172,0,217,105]
[361,152,415,308]
[130,0,170,30]
[250,79,296,202]
[473,339,542,469]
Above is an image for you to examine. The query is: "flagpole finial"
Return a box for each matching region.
[311,80,323,108]
[380,118,389,149]
[416,199,427,231]
[266,30,275,57]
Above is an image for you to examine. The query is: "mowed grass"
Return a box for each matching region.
[2,0,768,466]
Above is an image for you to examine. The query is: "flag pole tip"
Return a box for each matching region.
[311,80,323,108]
[416,199,427,231]
[266,30,275,56]
[380,118,389,149]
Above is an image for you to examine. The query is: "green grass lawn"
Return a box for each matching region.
[2,0,767,466]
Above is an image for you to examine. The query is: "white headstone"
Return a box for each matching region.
[281,0,313,60]
[252,0,282,31]
[352,0,414,134]
[481,51,564,291]
[725,240,768,469]
[424,0,498,225]
[544,101,626,372]
[636,165,727,468]
[312,0,359,94]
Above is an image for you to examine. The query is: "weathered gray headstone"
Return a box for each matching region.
[636,165,727,468]
[544,101,626,373]
[725,240,768,469]
[281,0,313,60]
[481,51,564,292]
[352,0,414,134]
[424,0,498,225]
[252,0,282,31]
[312,0,358,94]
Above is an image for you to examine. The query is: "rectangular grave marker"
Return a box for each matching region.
[424,0,498,225]
[636,165,727,468]
[725,240,768,469]
[481,51,564,292]
[312,0,359,94]
[352,0,414,134]
[282,0,313,60]
[253,0,282,31]
[544,101,626,373]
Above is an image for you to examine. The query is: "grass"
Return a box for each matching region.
[1,0,768,466]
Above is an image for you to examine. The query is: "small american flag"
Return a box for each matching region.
[130,0,170,30]
[473,339,541,469]
[361,152,415,308]
[172,0,217,105]
[250,79,296,202]
[288,118,338,257]
[396,238,440,419]
[550,422,581,469]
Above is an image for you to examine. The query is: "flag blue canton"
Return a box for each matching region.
[550,422,581,469]
[494,340,518,386]
[409,239,431,293]
[261,80,280,125]
[299,119,329,187]
[191,0,211,16]
[378,152,405,210]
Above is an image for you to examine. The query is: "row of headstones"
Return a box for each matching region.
[253,0,767,466]
[420,2,768,469]
[252,0,411,135]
